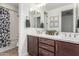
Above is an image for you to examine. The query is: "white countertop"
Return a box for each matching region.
[27,33,79,44]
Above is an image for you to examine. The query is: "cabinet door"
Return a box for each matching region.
[56,41,79,56]
[27,35,39,56]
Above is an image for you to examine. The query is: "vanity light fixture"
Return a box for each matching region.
[30,3,47,11]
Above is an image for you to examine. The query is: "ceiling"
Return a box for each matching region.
[3,3,72,11]
[2,3,72,10]
[30,3,72,11]
[6,3,19,9]
[45,3,72,10]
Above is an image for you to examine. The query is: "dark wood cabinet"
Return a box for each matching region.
[39,38,55,46]
[27,35,79,56]
[27,35,39,56]
[39,38,55,56]
[39,48,54,56]
[56,41,79,56]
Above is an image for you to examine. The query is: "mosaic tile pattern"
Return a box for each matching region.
[0,7,10,48]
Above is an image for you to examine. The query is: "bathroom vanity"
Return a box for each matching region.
[27,34,79,56]
[27,4,79,56]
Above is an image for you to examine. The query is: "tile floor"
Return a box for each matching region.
[0,47,18,56]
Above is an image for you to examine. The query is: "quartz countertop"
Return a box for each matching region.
[27,33,79,44]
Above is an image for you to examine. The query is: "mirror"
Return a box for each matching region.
[76,3,79,33]
[76,19,79,32]
[29,3,79,33]
[44,3,78,33]
[30,9,44,28]
[61,9,73,32]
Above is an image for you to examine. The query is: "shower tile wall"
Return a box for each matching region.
[0,7,10,48]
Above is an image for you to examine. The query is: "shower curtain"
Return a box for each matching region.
[0,7,10,48]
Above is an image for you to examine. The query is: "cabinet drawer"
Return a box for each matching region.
[39,43,54,52]
[39,38,55,46]
[39,48,54,56]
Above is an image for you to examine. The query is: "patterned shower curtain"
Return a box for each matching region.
[0,7,10,48]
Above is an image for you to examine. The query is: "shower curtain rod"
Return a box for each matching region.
[0,6,18,13]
